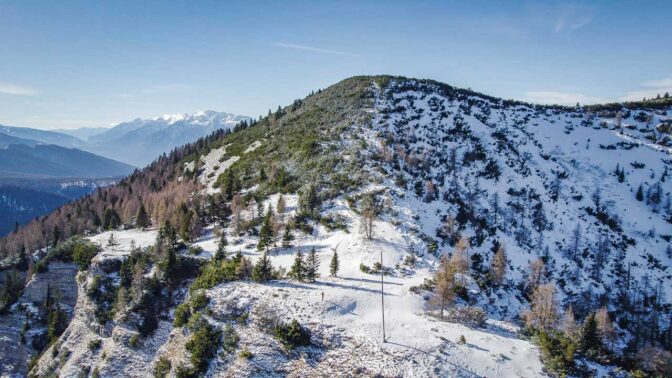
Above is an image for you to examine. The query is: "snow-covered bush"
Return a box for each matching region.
[274,319,311,349]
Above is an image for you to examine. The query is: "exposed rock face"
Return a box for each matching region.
[0,261,78,377]
[23,262,79,305]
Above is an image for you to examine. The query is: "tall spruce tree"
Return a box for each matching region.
[252,252,273,282]
[47,303,67,344]
[51,226,60,248]
[288,250,305,281]
[299,184,319,215]
[330,252,339,277]
[636,185,644,201]
[215,233,228,260]
[306,248,320,282]
[258,208,274,251]
[580,312,602,355]
[136,203,150,229]
[282,226,293,248]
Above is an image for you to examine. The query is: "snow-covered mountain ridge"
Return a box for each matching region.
[2,76,672,377]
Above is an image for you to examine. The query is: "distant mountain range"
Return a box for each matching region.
[0,124,129,179]
[83,111,250,166]
[0,144,134,178]
[0,110,248,234]
[53,127,109,141]
[1,111,250,167]
[0,125,85,149]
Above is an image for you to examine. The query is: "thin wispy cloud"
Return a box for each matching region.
[274,42,361,57]
[523,91,611,105]
[0,82,40,96]
[535,3,595,33]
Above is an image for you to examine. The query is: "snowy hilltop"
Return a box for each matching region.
[1,76,671,377]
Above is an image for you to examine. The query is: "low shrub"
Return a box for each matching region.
[153,357,172,378]
[274,319,311,349]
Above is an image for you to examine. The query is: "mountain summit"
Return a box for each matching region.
[1,76,671,377]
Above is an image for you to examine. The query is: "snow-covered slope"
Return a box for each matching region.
[369,79,672,307]
[14,76,672,377]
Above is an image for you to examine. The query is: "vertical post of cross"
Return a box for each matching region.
[380,248,386,342]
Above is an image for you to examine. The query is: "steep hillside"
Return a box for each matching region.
[2,76,672,377]
[0,178,119,236]
[85,111,251,166]
[0,186,69,236]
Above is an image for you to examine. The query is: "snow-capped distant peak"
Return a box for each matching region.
[88,110,252,166]
[156,113,187,124]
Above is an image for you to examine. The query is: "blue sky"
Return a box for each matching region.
[0,0,671,130]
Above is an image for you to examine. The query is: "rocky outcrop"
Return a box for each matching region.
[23,262,79,305]
[0,261,78,377]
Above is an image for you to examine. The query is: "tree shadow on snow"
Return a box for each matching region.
[312,280,398,296]
[267,243,333,257]
[269,281,318,290]
[340,276,402,286]
[369,238,408,252]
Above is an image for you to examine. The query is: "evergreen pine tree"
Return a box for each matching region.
[258,208,274,251]
[256,201,264,221]
[306,248,320,282]
[329,252,339,277]
[162,247,179,287]
[0,269,24,312]
[136,203,151,229]
[47,303,67,344]
[215,233,228,260]
[299,184,318,215]
[636,184,644,201]
[51,226,60,248]
[252,252,273,282]
[107,233,119,248]
[580,312,602,355]
[282,226,293,248]
[259,167,267,183]
[43,284,52,310]
[288,250,305,281]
